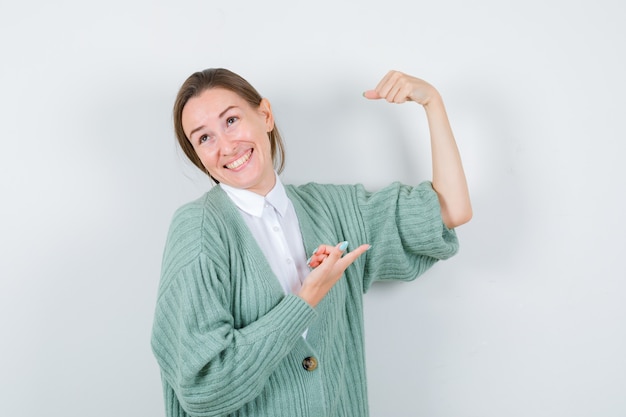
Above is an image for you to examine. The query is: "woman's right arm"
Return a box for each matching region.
[151,253,316,416]
[298,241,371,307]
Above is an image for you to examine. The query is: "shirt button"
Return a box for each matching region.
[273,226,280,232]
[286,258,292,264]
[302,356,318,371]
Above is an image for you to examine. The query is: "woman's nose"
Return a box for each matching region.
[218,133,237,155]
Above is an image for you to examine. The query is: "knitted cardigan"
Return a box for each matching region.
[151,181,459,417]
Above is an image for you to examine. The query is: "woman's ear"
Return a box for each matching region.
[259,98,275,131]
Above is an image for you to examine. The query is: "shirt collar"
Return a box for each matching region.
[220,172,289,218]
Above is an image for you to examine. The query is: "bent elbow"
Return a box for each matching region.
[443,206,473,229]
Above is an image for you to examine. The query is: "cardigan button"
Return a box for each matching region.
[302,356,318,371]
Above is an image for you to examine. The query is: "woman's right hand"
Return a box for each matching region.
[298,242,370,308]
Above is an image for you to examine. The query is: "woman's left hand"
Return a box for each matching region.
[363,69,473,229]
[363,70,439,106]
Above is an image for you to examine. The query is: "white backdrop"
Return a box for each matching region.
[1,0,625,416]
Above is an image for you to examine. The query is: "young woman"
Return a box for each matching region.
[151,68,471,417]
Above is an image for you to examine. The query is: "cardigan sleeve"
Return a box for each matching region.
[289,181,459,293]
[151,204,317,417]
[356,181,459,291]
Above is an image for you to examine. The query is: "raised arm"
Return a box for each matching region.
[364,70,472,229]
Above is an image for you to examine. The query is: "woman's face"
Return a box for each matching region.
[182,88,276,195]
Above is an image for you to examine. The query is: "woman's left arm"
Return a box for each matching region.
[364,70,472,229]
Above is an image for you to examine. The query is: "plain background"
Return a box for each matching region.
[1,0,625,416]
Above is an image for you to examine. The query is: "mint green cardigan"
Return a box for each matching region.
[151,181,458,417]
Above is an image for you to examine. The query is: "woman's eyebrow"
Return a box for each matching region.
[189,124,205,138]
[219,105,236,119]
[188,105,238,138]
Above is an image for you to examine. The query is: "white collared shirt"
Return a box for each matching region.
[220,175,310,296]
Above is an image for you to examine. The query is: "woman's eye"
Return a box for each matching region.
[226,116,238,126]
[199,134,210,144]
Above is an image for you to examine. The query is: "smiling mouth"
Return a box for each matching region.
[225,149,253,170]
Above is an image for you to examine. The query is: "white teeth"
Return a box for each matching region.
[225,150,252,169]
